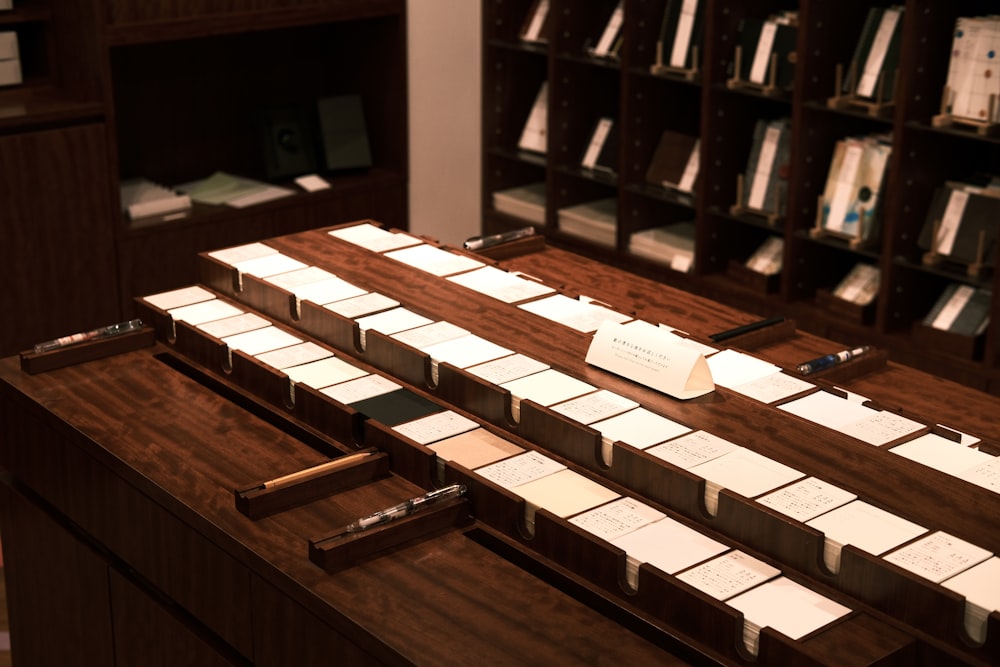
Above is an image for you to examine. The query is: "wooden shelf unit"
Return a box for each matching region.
[0,0,408,357]
[481,0,1000,394]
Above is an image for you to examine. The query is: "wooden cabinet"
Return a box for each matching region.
[481,0,1000,394]
[0,0,408,356]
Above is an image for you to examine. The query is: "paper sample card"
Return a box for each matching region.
[207,242,277,266]
[688,447,804,515]
[328,223,421,252]
[883,531,991,583]
[222,325,303,356]
[320,374,401,405]
[569,496,666,543]
[284,356,368,392]
[428,428,525,472]
[586,320,714,400]
[392,410,480,445]
[197,312,270,339]
[756,477,857,523]
[475,450,566,489]
[446,265,556,303]
[676,550,780,601]
[806,500,927,573]
[384,243,484,277]
[520,293,631,333]
[510,468,620,530]
[940,556,1000,643]
[143,285,216,311]
[465,353,550,386]
[500,368,597,421]
[611,517,729,589]
[727,577,851,655]
[550,389,639,425]
[233,252,307,279]
[169,299,244,326]
[645,430,738,469]
[255,341,332,371]
[324,292,399,319]
[889,432,994,475]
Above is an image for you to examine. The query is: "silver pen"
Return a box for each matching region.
[33,319,144,354]
[345,483,467,533]
[463,226,535,251]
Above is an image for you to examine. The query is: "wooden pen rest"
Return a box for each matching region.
[235,449,389,520]
[713,317,797,351]
[19,325,155,374]
[307,494,473,574]
[789,346,888,383]
[470,232,546,261]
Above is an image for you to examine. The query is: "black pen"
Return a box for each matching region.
[464,226,535,251]
[709,316,785,342]
[796,345,871,375]
[33,318,144,354]
[345,483,466,532]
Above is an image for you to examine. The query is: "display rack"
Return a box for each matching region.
[480,0,1000,394]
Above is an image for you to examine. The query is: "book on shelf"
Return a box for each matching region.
[557,198,617,247]
[743,236,783,276]
[628,222,695,273]
[317,94,373,172]
[733,11,798,90]
[843,6,904,102]
[943,15,1000,124]
[580,117,618,174]
[917,180,1000,267]
[654,0,703,72]
[517,81,548,154]
[177,171,295,209]
[492,182,547,224]
[519,0,551,44]
[922,283,991,337]
[741,118,791,216]
[0,30,21,87]
[819,133,892,242]
[587,0,624,59]
[120,178,192,224]
[831,263,880,306]
[645,130,699,194]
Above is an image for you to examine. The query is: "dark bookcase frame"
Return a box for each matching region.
[482,0,1000,394]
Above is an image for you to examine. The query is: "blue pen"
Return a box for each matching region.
[796,345,871,375]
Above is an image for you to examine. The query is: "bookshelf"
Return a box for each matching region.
[481,0,1000,395]
[0,0,408,356]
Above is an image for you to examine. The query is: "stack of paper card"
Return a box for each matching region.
[591,407,692,466]
[384,243,484,277]
[422,333,515,384]
[255,341,332,371]
[508,468,620,533]
[518,293,631,333]
[500,368,597,422]
[198,312,269,340]
[390,320,468,352]
[557,198,617,247]
[740,118,791,216]
[427,428,525,481]
[207,241,278,267]
[222,325,302,358]
[883,531,991,583]
[687,446,804,516]
[464,353,549,386]
[392,410,480,446]
[755,477,857,523]
[569,496,666,543]
[324,292,399,319]
[492,182,547,224]
[728,372,813,404]
[328,222,421,252]
[550,389,639,426]
[955,456,1000,493]
[233,252,307,283]
[168,298,243,327]
[142,285,216,312]
[120,178,192,223]
[836,410,926,447]
[645,430,737,470]
[676,550,780,601]
[832,263,880,306]
[610,516,729,590]
[890,432,995,475]
[628,223,696,273]
[320,374,400,406]
[447,265,555,304]
[777,389,880,431]
[805,500,927,573]
[726,576,852,656]
[744,236,783,276]
[474,451,567,529]
[355,307,433,348]
[922,283,991,337]
[282,353,368,399]
[940,556,1000,643]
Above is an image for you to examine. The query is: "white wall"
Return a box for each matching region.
[407,0,481,246]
